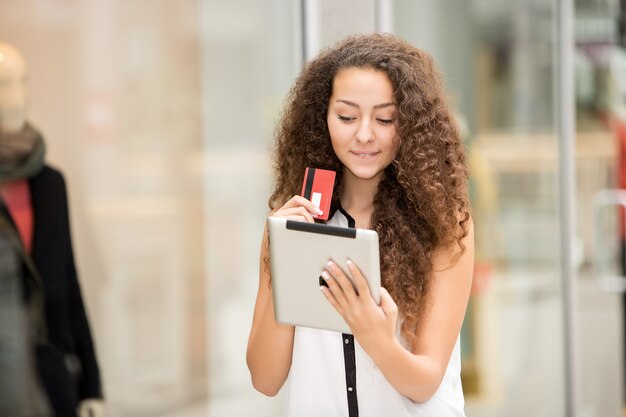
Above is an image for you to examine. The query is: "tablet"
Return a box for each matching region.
[267,216,381,334]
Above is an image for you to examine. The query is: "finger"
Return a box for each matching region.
[321,270,349,308]
[284,207,315,223]
[346,259,371,298]
[326,261,358,302]
[320,285,342,315]
[284,195,324,216]
[285,215,311,222]
[295,206,315,223]
[281,212,310,222]
[278,207,314,223]
[379,287,398,319]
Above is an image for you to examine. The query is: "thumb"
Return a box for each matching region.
[379,287,398,319]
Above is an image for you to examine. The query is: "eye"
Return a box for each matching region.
[338,115,356,123]
[377,118,394,125]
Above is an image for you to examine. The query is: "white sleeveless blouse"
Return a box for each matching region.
[283,209,466,417]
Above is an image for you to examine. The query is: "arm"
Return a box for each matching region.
[245,223,295,396]
[321,220,474,403]
[246,196,323,396]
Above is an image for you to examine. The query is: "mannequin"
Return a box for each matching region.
[0,42,104,417]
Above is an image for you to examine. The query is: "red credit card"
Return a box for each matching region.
[301,167,336,221]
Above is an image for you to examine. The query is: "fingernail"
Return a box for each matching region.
[327,261,334,269]
[315,207,324,215]
[321,270,330,280]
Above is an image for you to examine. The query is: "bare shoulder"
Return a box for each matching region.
[411,218,473,357]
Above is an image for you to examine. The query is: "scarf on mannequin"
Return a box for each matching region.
[0,122,45,182]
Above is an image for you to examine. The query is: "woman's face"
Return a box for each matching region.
[327,67,399,182]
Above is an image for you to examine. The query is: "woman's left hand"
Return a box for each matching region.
[320,259,398,354]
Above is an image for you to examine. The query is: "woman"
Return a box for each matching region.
[247,33,474,417]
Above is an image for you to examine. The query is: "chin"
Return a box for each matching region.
[347,166,383,181]
[0,113,26,133]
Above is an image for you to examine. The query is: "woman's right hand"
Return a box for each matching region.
[272,195,324,223]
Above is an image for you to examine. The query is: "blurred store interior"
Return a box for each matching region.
[0,0,625,416]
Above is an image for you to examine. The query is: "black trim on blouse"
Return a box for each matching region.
[338,207,359,417]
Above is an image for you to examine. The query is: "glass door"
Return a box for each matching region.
[395,0,626,415]
[575,1,624,416]
[394,0,569,415]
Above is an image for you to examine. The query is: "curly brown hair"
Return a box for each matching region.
[268,33,470,346]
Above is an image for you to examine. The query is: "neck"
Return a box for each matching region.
[340,169,382,215]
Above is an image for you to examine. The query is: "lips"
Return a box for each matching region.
[350,151,381,159]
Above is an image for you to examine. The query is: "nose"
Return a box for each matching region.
[355,119,373,143]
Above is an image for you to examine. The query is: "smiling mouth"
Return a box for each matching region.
[350,151,381,159]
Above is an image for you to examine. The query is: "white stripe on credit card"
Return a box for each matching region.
[312,192,322,209]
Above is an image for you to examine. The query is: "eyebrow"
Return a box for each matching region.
[336,99,396,109]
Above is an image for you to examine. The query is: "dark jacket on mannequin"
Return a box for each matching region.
[1,164,102,416]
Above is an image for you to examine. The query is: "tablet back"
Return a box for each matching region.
[267,216,380,334]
